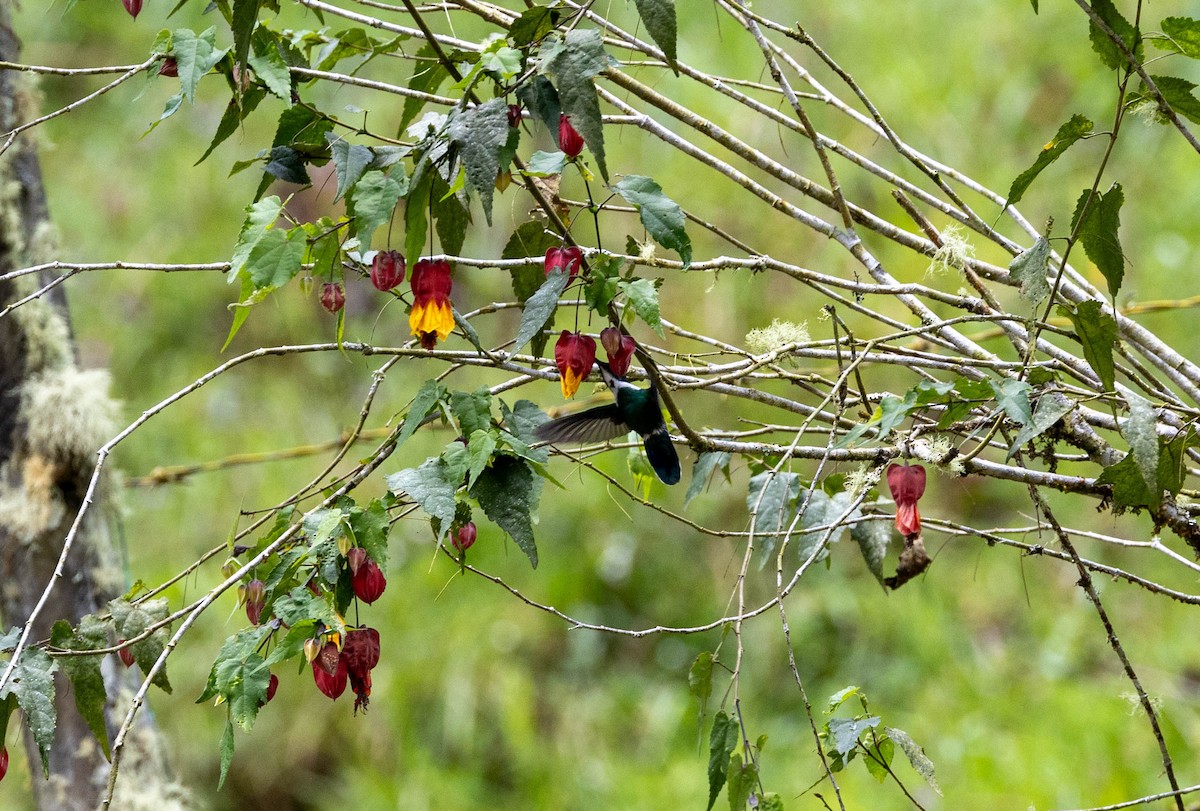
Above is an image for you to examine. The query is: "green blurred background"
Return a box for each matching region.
[3,0,1200,808]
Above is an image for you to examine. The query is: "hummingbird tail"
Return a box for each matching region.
[644,427,681,485]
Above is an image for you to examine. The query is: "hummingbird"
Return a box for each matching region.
[535,361,681,485]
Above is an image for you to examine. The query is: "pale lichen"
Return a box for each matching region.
[745,319,809,367]
[926,225,976,276]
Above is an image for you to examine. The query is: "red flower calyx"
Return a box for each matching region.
[350,551,387,604]
[259,673,279,707]
[886,463,926,538]
[507,103,524,129]
[320,282,345,313]
[409,259,454,349]
[245,578,266,626]
[453,522,477,552]
[558,114,585,158]
[600,327,636,378]
[312,641,348,700]
[370,250,405,292]
[123,0,143,19]
[158,57,178,77]
[555,330,596,399]
[117,640,135,669]
[342,627,381,714]
[544,245,583,278]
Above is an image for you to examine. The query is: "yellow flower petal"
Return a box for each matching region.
[409,300,454,342]
[560,368,582,399]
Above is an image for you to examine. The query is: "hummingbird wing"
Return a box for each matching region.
[534,404,629,445]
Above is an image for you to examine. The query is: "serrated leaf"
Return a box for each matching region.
[329,136,373,202]
[397,379,447,447]
[611,175,692,267]
[448,99,512,225]
[245,226,306,289]
[451,389,493,436]
[516,75,561,136]
[1155,17,1200,59]
[173,27,227,104]
[472,456,540,567]
[688,651,714,714]
[631,0,678,71]
[510,6,558,47]
[886,727,941,794]
[794,489,851,564]
[404,164,432,269]
[539,30,614,180]
[1063,300,1117,392]
[515,270,570,352]
[618,278,664,336]
[524,149,568,177]
[466,431,497,489]
[218,719,236,790]
[1096,453,1152,512]
[349,499,391,570]
[501,399,551,456]
[109,598,173,693]
[1137,74,1200,124]
[747,471,800,558]
[51,616,111,759]
[231,0,261,72]
[1009,236,1051,303]
[1070,184,1124,298]
[686,451,731,509]
[989,378,1033,427]
[827,715,881,758]
[399,45,448,134]
[1005,114,1093,207]
[850,516,890,586]
[865,736,894,782]
[349,168,407,252]
[387,458,459,540]
[432,172,468,257]
[726,751,757,811]
[1122,391,1160,505]
[707,710,738,811]
[197,87,266,165]
[10,647,57,776]
[1006,393,1076,458]
[1088,0,1142,71]
[248,29,291,101]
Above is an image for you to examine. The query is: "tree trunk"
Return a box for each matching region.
[0,6,189,809]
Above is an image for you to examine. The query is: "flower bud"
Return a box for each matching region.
[123,0,143,18]
[346,546,367,575]
[453,522,477,552]
[337,533,353,558]
[558,114,584,158]
[600,327,636,378]
[298,275,314,297]
[245,579,266,626]
[221,559,237,580]
[544,246,583,278]
[886,463,927,538]
[303,637,322,663]
[507,103,523,128]
[370,250,405,292]
[312,642,348,700]
[320,282,345,313]
[159,57,178,77]
[351,554,387,604]
[117,640,135,669]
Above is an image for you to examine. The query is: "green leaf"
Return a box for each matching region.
[1006,393,1076,459]
[404,162,432,269]
[263,145,310,185]
[173,27,227,104]
[864,736,894,782]
[1009,236,1051,303]
[1005,114,1093,207]
[432,172,469,257]
[1070,184,1125,299]
[516,75,561,136]
[1159,428,1196,500]
[387,458,459,540]
[348,499,391,570]
[218,718,236,790]
[248,28,292,101]
[1030,0,1039,12]
[707,710,739,811]
[989,378,1033,427]
[514,270,570,352]
[231,0,261,72]
[1155,17,1200,59]
[500,400,551,460]
[448,99,512,225]
[399,46,448,134]
[850,515,890,586]
[1097,453,1152,512]
[510,6,558,47]
[686,451,731,509]
[688,651,714,715]
[524,149,568,177]
[1135,75,1200,124]
[1122,391,1160,506]
[329,137,374,203]
[197,87,266,165]
[472,455,540,568]
[886,726,941,794]
[827,685,862,713]
[1063,300,1117,392]
[538,30,615,180]
[465,431,497,489]
[726,751,757,811]
[747,471,800,557]
[827,715,880,758]
[109,598,173,693]
[503,221,558,320]
[349,168,407,252]
[9,647,57,776]
[611,175,692,267]
[245,226,306,289]
[451,388,493,435]
[631,0,678,71]
[397,379,447,447]
[793,489,851,565]
[618,278,665,336]
[51,616,111,759]
[1088,0,1142,70]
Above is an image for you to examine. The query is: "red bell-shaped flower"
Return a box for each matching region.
[370,250,406,292]
[886,463,926,538]
[342,628,381,714]
[117,639,135,669]
[259,673,279,707]
[555,330,596,399]
[507,103,524,129]
[245,579,266,626]
[409,259,454,349]
[600,327,636,378]
[453,522,477,551]
[350,552,387,605]
[159,58,178,78]
[320,282,345,313]
[123,0,143,18]
[312,641,348,700]
[558,114,585,158]
[0,746,7,783]
[544,246,583,278]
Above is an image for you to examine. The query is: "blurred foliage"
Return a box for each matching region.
[2,0,1200,809]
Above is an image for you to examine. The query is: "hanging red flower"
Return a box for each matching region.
[453,522,477,551]
[600,327,636,378]
[544,246,583,278]
[320,282,345,313]
[123,0,143,18]
[342,628,381,714]
[158,58,178,78]
[312,641,348,700]
[370,250,406,292]
[244,578,266,625]
[558,114,585,158]
[348,549,387,604]
[409,259,454,349]
[555,331,596,399]
[507,103,524,129]
[886,463,926,538]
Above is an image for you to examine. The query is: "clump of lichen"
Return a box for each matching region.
[745,319,809,367]
[926,225,975,276]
